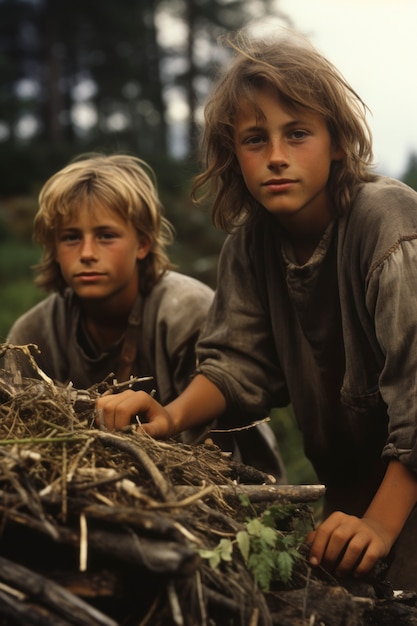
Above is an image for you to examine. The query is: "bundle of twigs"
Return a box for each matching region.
[4,343,403,626]
[0,344,324,626]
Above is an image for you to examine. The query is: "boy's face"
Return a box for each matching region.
[55,203,150,308]
[233,87,344,236]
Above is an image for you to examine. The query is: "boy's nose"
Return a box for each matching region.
[80,238,98,261]
[267,139,289,169]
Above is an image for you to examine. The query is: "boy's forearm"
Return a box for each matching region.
[364,460,417,543]
[166,374,227,434]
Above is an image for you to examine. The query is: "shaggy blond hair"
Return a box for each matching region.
[193,30,376,232]
[33,153,174,294]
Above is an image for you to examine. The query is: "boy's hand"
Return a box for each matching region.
[308,462,417,579]
[95,390,175,439]
[306,512,392,577]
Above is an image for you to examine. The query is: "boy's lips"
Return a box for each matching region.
[262,178,297,194]
[263,178,296,187]
[74,272,106,282]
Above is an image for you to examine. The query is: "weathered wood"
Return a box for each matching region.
[0,556,118,626]
[82,503,183,539]
[370,598,417,625]
[51,570,118,599]
[175,483,326,503]
[1,508,199,575]
[269,583,374,626]
[85,528,200,574]
[0,589,74,626]
[229,460,277,484]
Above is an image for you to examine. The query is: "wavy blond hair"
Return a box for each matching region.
[33,153,174,294]
[192,30,376,232]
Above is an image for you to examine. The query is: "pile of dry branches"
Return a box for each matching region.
[0,344,417,626]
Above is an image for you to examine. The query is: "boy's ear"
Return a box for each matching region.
[136,236,152,260]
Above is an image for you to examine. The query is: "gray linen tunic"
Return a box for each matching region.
[7,271,214,403]
[196,176,417,589]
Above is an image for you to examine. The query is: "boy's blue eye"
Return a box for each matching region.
[290,130,307,139]
[61,233,79,242]
[244,135,264,145]
[99,231,117,240]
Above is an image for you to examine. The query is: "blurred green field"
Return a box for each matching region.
[270,406,318,485]
[0,279,44,342]
[0,241,44,341]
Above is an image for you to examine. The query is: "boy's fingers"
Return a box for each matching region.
[139,416,170,439]
[308,512,355,568]
[96,390,153,431]
[351,542,381,576]
[95,390,174,438]
[335,537,370,576]
[308,513,388,577]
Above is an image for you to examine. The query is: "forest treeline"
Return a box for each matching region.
[2,0,417,197]
[0,0,290,194]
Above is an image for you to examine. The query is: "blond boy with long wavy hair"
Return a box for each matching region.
[7,153,214,406]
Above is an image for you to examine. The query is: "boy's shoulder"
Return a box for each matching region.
[347,175,417,229]
[353,175,417,211]
[151,270,214,302]
[12,291,73,324]
[340,176,417,262]
[7,290,77,343]
[143,271,214,329]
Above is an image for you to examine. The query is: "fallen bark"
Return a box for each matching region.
[0,556,117,626]
[175,483,326,503]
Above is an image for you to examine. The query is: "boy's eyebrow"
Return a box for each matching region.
[236,118,311,134]
[59,223,120,230]
[234,123,267,140]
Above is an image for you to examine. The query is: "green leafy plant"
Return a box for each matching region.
[199,537,234,569]
[198,502,310,591]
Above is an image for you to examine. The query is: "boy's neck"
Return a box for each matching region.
[81,299,135,351]
[291,240,318,265]
[83,316,126,351]
[278,207,334,265]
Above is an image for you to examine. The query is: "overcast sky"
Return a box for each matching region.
[273,0,417,178]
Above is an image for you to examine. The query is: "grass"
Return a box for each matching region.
[270,406,318,485]
[0,279,44,341]
[270,406,323,519]
[0,241,40,281]
[0,240,44,339]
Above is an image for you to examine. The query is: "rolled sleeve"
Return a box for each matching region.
[196,231,289,421]
[368,240,417,472]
